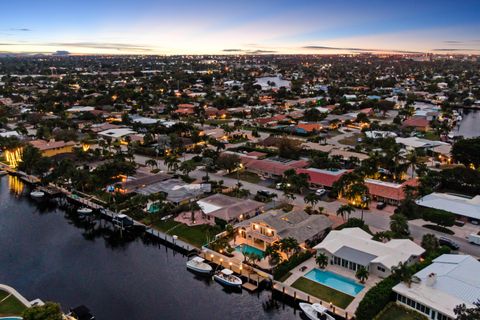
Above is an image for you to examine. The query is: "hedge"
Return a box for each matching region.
[273,251,313,280]
[355,276,399,320]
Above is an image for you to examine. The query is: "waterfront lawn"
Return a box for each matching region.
[0,290,27,316]
[376,302,428,320]
[147,219,222,248]
[291,277,354,309]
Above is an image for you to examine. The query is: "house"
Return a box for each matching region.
[402,117,430,131]
[365,178,417,205]
[296,123,323,133]
[235,210,333,249]
[416,193,480,223]
[196,193,263,224]
[241,157,309,179]
[136,179,210,205]
[97,128,137,141]
[296,168,349,188]
[393,254,480,320]
[314,228,424,278]
[29,139,76,157]
[395,137,447,151]
[119,173,171,194]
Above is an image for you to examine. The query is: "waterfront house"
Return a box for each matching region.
[393,254,480,320]
[235,210,333,250]
[196,193,264,225]
[136,178,209,205]
[313,228,424,278]
[29,139,76,157]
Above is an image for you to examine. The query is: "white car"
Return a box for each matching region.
[315,188,326,196]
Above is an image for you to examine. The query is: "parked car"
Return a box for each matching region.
[468,234,480,246]
[376,202,387,210]
[315,188,326,196]
[257,190,276,198]
[439,237,460,250]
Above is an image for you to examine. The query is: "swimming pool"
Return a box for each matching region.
[0,317,23,320]
[304,269,364,296]
[235,244,265,258]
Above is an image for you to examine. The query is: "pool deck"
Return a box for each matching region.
[280,257,381,316]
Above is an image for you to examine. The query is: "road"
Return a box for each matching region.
[132,153,480,258]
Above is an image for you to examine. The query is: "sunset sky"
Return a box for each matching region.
[1,0,480,55]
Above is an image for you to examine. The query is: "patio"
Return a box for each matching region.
[174,210,216,226]
[230,236,272,270]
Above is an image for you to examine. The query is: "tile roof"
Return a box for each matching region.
[366,178,417,201]
[296,168,349,187]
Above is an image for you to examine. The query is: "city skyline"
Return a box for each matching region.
[1,0,480,55]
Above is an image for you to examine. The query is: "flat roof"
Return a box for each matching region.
[416,193,480,220]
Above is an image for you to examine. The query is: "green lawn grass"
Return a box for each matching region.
[145,218,222,248]
[225,171,261,183]
[376,302,428,320]
[291,277,354,309]
[338,133,363,146]
[0,290,27,316]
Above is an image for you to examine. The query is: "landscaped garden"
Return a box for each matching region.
[291,277,354,309]
[0,289,27,316]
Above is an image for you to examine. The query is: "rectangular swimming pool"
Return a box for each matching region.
[304,269,364,296]
[235,244,265,258]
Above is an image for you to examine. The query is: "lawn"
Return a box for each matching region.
[291,277,354,309]
[225,171,261,183]
[0,290,27,316]
[376,302,428,320]
[338,133,363,146]
[145,219,222,248]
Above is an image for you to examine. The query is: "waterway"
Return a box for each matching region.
[0,175,299,320]
[450,108,480,138]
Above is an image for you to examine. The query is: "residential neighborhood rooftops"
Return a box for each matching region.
[416,193,480,220]
[393,254,480,318]
[197,193,263,223]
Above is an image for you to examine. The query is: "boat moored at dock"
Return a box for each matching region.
[186,256,212,274]
[299,302,335,320]
[213,268,242,288]
[30,190,45,198]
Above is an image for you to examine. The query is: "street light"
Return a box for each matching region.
[361,196,367,221]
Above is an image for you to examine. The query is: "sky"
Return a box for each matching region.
[1,0,480,55]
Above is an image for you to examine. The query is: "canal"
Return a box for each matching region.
[451,108,480,138]
[0,175,299,320]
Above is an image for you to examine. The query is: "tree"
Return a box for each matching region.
[145,159,158,170]
[406,149,419,178]
[390,213,410,237]
[282,169,309,194]
[180,159,196,177]
[454,300,480,320]
[355,266,369,283]
[279,237,300,258]
[216,153,240,173]
[278,137,301,160]
[392,261,414,288]
[336,204,355,222]
[164,154,180,173]
[22,302,63,320]
[422,208,455,229]
[265,243,281,266]
[18,145,51,176]
[420,234,438,253]
[304,192,321,209]
[316,253,328,269]
[452,138,480,168]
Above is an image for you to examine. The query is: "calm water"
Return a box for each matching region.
[0,176,299,320]
[451,109,480,138]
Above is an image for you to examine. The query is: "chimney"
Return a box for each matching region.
[426,273,437,287]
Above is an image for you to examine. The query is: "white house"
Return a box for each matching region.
[416,193,480,223]
[313,228,424,278]
[393,254,480,320]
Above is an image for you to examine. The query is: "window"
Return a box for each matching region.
[377,266,386,272]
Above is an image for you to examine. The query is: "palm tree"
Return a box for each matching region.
[279,237,300,258]
[390,213,410,237]
[304,192,320,210]
[316,253,329,269]
[355,267,369,283]
[336,204,355,222]
[145,159,158,170]
[392,261,414,288]
[264,243,281,266]
[406,150,419,178]
[421,234,439,252]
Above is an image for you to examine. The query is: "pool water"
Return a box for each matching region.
[304,269,364,296]
[235,244,265,258]
[0,317,23,320]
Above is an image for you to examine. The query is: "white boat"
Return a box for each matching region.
[213,268,242,288]
[30,190,45,198]
[0,170,7,176]
[186,256,212,274]
[299,303,335,320]
[77,207,93,215]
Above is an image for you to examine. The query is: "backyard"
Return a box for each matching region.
[0,289,27,316]
[145,218,222,248]
[291,277,354,309]
[376,302,428,320]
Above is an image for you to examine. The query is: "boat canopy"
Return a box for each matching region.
[221,268,234,275]
[191,256,205,263]
[312,303,328,313]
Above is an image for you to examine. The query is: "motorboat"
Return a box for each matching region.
[213,268,242,288]
[30,190,45,198]
[77,207,93,215]
[299,303,335,320]
[186,256,212,274]
[112,214,134,228]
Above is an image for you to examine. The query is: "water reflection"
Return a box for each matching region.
[8,175,24,196]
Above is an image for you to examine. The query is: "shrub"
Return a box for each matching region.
[355,276,399,320]
[273,251,313,280]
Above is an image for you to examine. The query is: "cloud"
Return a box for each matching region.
[302,45,422,54]
[222,49,244,52]
[247,49,277,54]
[432,48,480,52]
[443,40,464,44]
[47,42,153,52]
[10,28,31,32]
